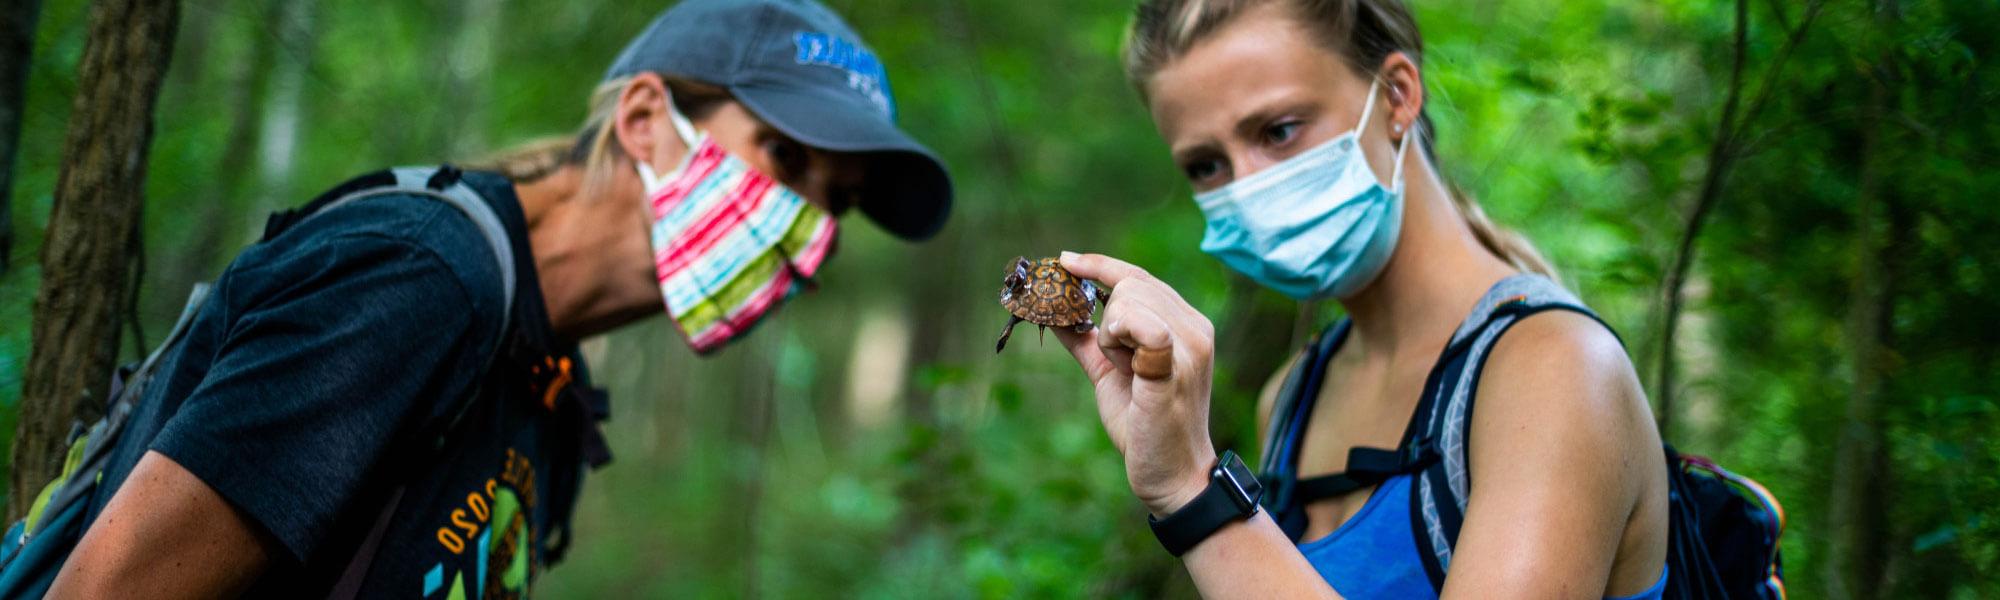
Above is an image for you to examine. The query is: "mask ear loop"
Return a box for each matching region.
[637,87,705,193]
[663,87,699,150]
[1355,78,1412,193]
[1352,79,1383,138]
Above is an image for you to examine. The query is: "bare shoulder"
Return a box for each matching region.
[1453,309,1668,594]
[1480,310,1642,420]
[1470,309,1656,478]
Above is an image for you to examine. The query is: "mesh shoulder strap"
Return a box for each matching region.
[1407,274,1618,588]
[271,165,516,325]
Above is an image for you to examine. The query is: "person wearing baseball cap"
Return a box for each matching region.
[43,1,946,597]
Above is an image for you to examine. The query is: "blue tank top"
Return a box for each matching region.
[1266,275,1666,599]
[1295,473,1665,599]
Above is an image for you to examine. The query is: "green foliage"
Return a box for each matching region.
[2,0,1996,597]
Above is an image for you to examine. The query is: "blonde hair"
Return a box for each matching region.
[467,75,731,196]
[1124,0,1559,279]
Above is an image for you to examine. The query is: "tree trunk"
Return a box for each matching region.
[1825,5,1900,596]
[8,0,181,521]
[1654,0,1747,436]
[0,0,43,277]
[1655,0,1824,437]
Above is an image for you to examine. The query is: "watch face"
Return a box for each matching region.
[1216,451,1264,512]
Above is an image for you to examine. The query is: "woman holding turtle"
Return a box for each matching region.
[1053,0,1669,597]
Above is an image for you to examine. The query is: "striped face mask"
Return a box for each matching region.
[637,104,838,354]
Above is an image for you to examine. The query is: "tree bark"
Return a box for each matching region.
[0,0,43,277]
[1825,5,1901,597]
[9,0,181,521]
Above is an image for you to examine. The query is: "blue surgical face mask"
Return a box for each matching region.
[1194,79,1412,300]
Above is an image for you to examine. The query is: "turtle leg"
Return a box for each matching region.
[1073,318,1094,333]
[996,315,1024,353]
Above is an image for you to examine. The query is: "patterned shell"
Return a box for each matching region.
[999,257,1099,327]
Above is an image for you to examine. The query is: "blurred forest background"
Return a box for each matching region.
[1,0,1997,597]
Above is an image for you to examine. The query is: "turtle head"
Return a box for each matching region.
[1001,256,1030,303]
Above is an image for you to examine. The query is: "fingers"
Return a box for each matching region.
[1059,252,1215,385]
[1059,251,1149,289]
[1096,302,1168,378]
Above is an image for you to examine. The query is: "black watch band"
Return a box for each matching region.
[1148,450,1264,556]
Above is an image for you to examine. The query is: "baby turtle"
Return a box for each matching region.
[996,256,1105,353]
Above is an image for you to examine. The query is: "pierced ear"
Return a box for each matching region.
[1377,53,1426,141]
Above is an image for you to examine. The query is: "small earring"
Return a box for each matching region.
[1392,123,1403,133]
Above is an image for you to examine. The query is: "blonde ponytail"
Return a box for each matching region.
[1446,182,1559,280]
[469,135,576,183]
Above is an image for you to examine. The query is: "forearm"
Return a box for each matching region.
[1181,511,1341,599]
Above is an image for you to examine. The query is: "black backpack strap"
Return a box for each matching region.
[1258,319,1350,541]
[1405,274,1617,589]
[1291,445,1434,503]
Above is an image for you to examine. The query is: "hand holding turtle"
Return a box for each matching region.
[1050,251,1219,518]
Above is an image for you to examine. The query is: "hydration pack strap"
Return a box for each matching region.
[1293,444,1437,505]
[1406,290,1618,589]
[263,165,516,327]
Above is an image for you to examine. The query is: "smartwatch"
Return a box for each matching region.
[1148,450,1264,556]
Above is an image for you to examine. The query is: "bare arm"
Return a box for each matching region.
[48,450,277,599]
[1439,312,1664,599]
[1179,510,1339,598]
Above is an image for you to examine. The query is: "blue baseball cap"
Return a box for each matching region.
[605,0,953,241]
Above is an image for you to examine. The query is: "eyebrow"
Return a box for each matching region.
[1233,99,1318,139]
[1170,141,1222,167]
[1169,97,1321,164]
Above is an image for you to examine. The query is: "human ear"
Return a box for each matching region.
[613,72,671,172]
[1377,52,1426,143]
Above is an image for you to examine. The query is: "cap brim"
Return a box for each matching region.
[731,83,953,241]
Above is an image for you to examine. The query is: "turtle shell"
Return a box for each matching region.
[999,256,1101,328]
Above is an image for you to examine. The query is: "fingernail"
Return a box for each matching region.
[1059,251,1080,263]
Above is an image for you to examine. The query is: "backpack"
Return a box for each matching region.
[1257,274,1785,599]
[0,165,518,599]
